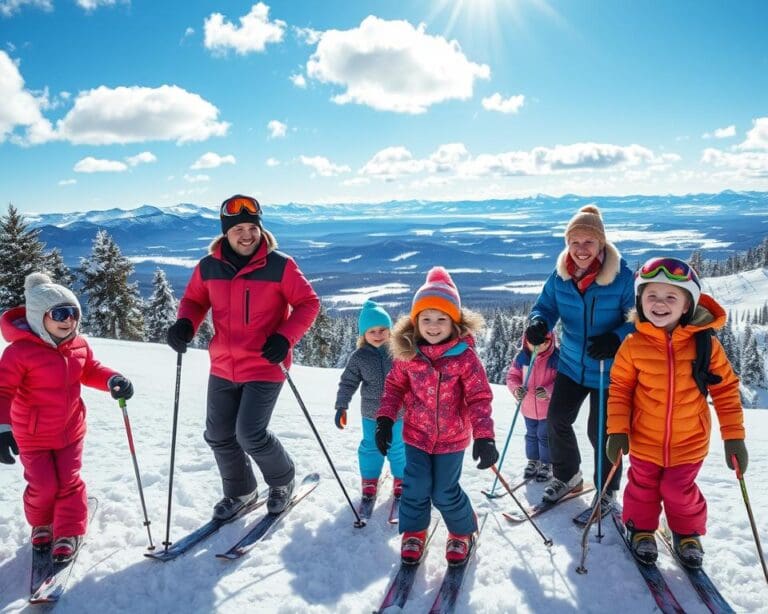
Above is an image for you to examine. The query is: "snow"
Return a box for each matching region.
[1,338,767,612]
[703,268,768,313]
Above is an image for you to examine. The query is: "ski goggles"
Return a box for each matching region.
[220,195,261,217]
[47,305,80,322]
[638,257,697,283]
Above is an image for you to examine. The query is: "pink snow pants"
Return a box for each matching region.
[19,438,88,538]
[622,455,707,536]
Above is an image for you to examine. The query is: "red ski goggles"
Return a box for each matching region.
[638,257,697,283]
[47,305,80,322]
[220,195,262,217]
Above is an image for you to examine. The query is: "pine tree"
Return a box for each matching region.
[45,248,75,287]
[79,230,145,340]
[0,204,47,310]
[144,268,177,343]
[741,336,765,388]
[719,311,740,375]
[296,304,333,367]
[191,314,214,349]
[483,310,512,384]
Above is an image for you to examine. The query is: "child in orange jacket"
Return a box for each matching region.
[606,257,747,569]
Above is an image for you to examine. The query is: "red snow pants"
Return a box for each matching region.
[19,438,88,538]
[622,455,706,536]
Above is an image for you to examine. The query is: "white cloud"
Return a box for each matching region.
[76,0,127,10]
[56,85,229,145]
[0,0,51,17]
[701,147,768,178]
[360,146,429,180]
[267,119,287,138]
[481,93,525,114]
[204,2,285,55]
[183,173,211,183]
[534,142,655,171]
[294,26,322,45]
[341,177,369,186]
[58,179,77,186]
[702,124,736,139]
[74,156,128,173]
[738,117,768,151]
[125,151,157,166]
[191,151,236,169]
[429,143,469,172]
[290,73,306,88]
[299,155,351,177]
[183,27,195,38]
[266,157,280,167]
[306,16,490,114]
[0,51,55,144]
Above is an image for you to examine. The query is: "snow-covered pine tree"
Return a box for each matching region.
[483,310,511,384]
[719,311,740,374]
[144,268,177,343]
[45,248,75,287]
[295,304,333,367]
[741,335,766,389]
[191,314,214,349]
[0,204,47,310]
[79,230,145,340]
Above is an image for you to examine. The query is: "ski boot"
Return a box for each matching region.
[401,529,428,564]
[627,523,658,565]
[392,478,403,499]
[31,525,53,551]
[524,459,541,479]
[673,533,704,569]
[267,479,295,514]
[213,488,258,521]
[52,535,82,564]
[446,532,476,566]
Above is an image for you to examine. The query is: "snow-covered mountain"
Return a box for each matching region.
[26,191,768,310]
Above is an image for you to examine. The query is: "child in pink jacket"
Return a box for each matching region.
[375,267,498,566]
[506,330,559,482]
[0,273,133,563]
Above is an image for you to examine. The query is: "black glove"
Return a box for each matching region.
[167,318,194,354]
[375,416,394,456]
[525,319,548,346]
[0,430,19,465]
[472,438,499,470]
[725,439,748,474]
[262,333,290,364]
[586,332,621,360]
[334,408,347,430]
[109,374,134,400]
[606,433,629,464]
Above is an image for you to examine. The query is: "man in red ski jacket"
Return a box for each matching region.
[166,195,319,519]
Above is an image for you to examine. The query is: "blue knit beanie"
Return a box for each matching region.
[358,299,392,336]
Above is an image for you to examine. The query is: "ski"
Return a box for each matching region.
[29,497,99,604]
[657,524,735,613]
[387,495,400,525]
[375,518,440,612]
[482,476,533,500]
[358,493,378,523]
[502,483,595,523]
[427,514,487,614]
[216,473,320,560]
[145,488,269,563]
[610,507,685,614]
[572,501,615,527]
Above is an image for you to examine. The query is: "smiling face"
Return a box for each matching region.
[226,222,262,257]
[640,282,691,332]
[567,229,602,270]
[364,326,390,347]
[43,309,79,343]
[417,308,454,345]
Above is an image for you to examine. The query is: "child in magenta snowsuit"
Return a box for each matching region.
[0,273,133,563]
[506,330,559,483]
[375,267,498,566]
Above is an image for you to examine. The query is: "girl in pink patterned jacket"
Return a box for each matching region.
[375,267,498,566]
[506,330,559,482]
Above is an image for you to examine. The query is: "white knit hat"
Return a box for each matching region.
[24,272,81,346]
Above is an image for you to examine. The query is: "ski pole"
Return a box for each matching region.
[575,453,622,574]
[732,454,768,584]
[490,464,553,547]
[280,364,365,528]
[118,398,155,550]
[596,359,606,540]
[163,352,183,550]
[485,345,540,498]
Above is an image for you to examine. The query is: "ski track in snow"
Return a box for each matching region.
[0,338,767,613]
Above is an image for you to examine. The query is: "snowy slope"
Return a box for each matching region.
[1,339,767,613]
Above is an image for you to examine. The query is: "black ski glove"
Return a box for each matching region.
[334,408,347,430]
[472,438,499,470]
[586,332,621,360]
[724,439,748,474]
[109,374,134,400]
[0,430,19,465]
[375,416,394,456]
[606,433,629,464]
[261,333,290,364]
[525,319,548,346]
[167,318,194,354]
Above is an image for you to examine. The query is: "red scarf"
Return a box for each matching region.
[566,251,604,293]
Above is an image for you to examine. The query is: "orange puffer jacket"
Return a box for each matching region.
[607,293,744,467]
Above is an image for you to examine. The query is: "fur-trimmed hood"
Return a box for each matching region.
[389,308,485,360]
[555,241,622,286]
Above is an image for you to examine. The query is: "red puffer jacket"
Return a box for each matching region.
[177,238,320,383]
[0,307,116,452]
[378,331,494,455]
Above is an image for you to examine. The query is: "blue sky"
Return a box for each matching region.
[1,0,767,214]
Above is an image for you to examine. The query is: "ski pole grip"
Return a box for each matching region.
[732,453,743,479]
[119,398,127,409]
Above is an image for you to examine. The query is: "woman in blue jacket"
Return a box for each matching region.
[525,205,634,506]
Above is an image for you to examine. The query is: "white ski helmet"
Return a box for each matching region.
[634,257,701,326]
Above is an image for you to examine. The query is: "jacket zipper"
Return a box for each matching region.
[244,288,250,325]
[579,290,588,384]
[435,370,442,452]
[663,336,675,467]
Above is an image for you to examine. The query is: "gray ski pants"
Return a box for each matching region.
[204,375,295,498]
